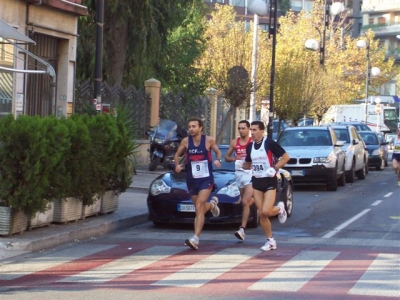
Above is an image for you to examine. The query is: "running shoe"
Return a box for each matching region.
[277,201,287,224]
[260,238,277,251]
[210,196,220,217]
[185,237,199,250]
[235,227,245,241]
[397,180,400,186]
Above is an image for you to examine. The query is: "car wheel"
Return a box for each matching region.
[247,203,259,228]
[356,160,366,180]
[346,160,355,183]
[337,167,346,186]
[365,159,369,174]
[376,158,385,171]
[284,183,293,217]
[385,157,388,167]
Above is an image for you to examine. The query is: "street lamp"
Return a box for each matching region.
[249,0,277,138]
[356,38,381,126]
[304,1,344,65]
[248,0,268,123]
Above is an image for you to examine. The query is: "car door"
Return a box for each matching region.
[331,129,345,173]
[351,127,364,171]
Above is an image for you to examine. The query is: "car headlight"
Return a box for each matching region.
[372,149,382,156]
[217,182,240,197]
[150,179,171,196]
[313,157,332,163]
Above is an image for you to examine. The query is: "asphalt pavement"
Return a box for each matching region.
[0,165,165,260]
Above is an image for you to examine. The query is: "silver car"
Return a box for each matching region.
[331,125,368,182]
[277,126,346,191]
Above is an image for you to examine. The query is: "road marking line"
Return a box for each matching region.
[0,244,115,281]
[152,248,260,288]
[371,200,382,206]
[58,246,182,283]
[384,192,393,197]
[349,253,400,297]
[248,250,339,292]
[322,209,371,238]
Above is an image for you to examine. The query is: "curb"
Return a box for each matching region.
[1,213,149,252]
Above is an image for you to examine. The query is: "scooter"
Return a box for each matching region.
[146,119,187,171]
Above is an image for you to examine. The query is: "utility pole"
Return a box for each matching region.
[93,0,104,104]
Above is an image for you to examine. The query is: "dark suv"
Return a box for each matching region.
[277,126,346,191]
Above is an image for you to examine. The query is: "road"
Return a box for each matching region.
[0,166,399,299]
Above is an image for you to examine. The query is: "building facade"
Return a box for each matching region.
[0,0,87,118]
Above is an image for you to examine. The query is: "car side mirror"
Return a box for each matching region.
[353,138,359,145]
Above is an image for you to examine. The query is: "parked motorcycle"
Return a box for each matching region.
[146,119,187,171]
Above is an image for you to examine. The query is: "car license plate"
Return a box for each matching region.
[178,204,195,212]
[291,170,305,176]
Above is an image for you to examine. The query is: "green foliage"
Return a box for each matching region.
[0,115,68,219]
[105,104,138,194]
[77,0,208,95]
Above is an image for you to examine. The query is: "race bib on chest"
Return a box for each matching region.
[191,160,210,178]
[252,162,268,177]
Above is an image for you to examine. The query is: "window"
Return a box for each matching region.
[0,37,14,116]
[229,0,245,7]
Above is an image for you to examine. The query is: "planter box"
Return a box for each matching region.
[81,196,101,219]
[100,190,119,214]
[53,197,82,224]
[30,202,54,229]
[0,207,28,236]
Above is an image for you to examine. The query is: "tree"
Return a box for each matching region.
[77,0,208,95]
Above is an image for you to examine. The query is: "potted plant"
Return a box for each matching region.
[101,104,137,214]
[0,115,69,233]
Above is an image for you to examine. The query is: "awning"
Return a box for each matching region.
[0,19,35,44]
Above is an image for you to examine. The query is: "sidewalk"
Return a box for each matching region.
[0,166,165,260]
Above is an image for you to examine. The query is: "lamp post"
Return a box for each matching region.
[249,0,276,138]
[248,0,268,123]
[356,38,381,126]
[304,1,344,65]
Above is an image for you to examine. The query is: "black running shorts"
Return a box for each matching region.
[252,176,277,193]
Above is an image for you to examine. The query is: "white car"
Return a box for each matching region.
[277,126,346,191]
[331,125,368,182]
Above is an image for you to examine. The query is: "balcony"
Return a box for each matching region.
[361,22,400,36]
[362,0,400,13]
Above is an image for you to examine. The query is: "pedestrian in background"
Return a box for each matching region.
[243,121,290,251]
[225,120,254,241]
[392,125,400,186]
[174,117,222,250]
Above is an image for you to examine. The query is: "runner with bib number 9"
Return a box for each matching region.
[243,121,290,251]
[174,117,222,250]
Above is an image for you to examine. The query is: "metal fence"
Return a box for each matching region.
[75,81,212,138]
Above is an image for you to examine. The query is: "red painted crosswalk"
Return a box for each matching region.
[0,241,399,299]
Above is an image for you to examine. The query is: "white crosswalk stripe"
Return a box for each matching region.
[58,246,183,284]
[0,244,115,281]
[248,250,340,292]
[1,243,400,298]
[349,253,400,298]
[152,247,260,288]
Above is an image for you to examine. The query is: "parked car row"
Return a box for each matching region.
[276,123,386,191]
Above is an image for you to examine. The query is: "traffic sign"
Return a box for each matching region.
[375,103,382,114]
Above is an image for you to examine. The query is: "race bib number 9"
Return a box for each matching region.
[191,160,210,178]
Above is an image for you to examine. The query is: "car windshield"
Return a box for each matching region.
[353,124,370,131]
[273,121,289,133]
[278,129,331,146]
[359,133,378,145]
[333,129,350,143]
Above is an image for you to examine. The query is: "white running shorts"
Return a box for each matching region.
[235,171,252,189]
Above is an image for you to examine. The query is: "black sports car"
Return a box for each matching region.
[147,145,294,227]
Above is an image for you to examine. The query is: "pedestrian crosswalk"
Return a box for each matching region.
[0,242,399,298]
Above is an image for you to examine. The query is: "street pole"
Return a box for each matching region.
[93,0,104,103]
[267,0,278,138]
[249,13,259,122]
[365,40,370,125]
